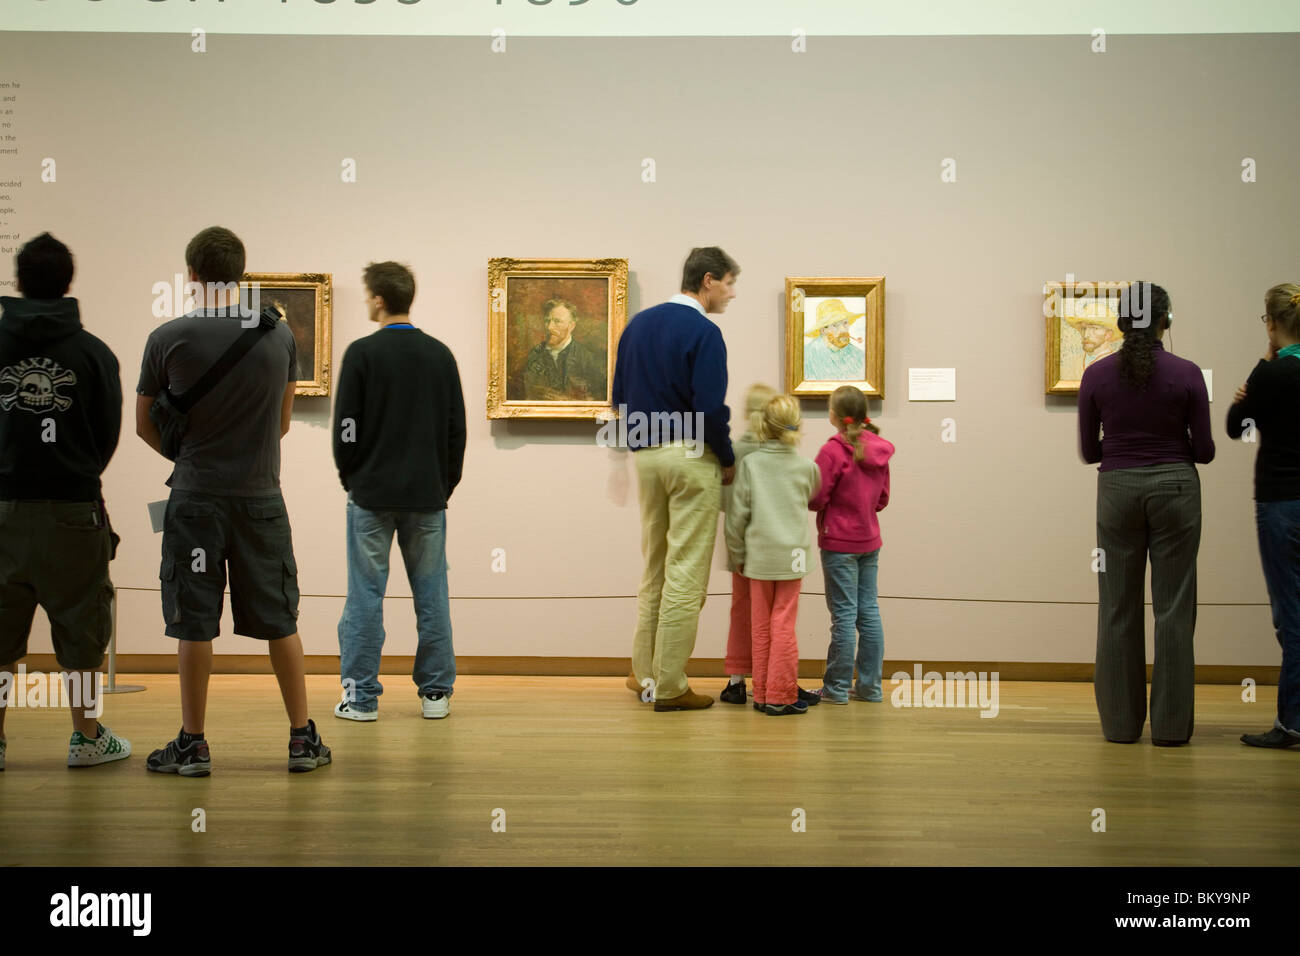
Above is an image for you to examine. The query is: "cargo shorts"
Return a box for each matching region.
[160,490,300,641]
[0,499,115,670]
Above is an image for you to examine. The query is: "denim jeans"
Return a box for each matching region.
[337,499,455,710]
[820,549,884,701]
[1256,499,1300,736]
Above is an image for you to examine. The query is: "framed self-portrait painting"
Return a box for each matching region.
[785,276,885,398]
[243,272,333,396]
[1044,280,1131,394]
[487,257,628,420]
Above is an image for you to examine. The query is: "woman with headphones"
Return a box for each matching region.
[1077,282,1215,746]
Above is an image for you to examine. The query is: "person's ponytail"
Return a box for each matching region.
[1117,281,1170,390]
[829,385,875,461]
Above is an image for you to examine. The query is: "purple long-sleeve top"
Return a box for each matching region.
[1077,342,1215,471]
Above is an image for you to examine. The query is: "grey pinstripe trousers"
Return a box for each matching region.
[1094,463,1201,743]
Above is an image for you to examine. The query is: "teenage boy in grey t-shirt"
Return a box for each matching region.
[135,226,330,775]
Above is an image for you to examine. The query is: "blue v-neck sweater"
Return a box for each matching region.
[611,302,733,466]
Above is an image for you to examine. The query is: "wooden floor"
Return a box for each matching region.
[0,675,1296,866]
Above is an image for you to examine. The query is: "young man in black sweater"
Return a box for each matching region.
[0,233,129,769]
[332,262,466,721]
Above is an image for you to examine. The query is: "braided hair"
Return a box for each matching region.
[1116,281,1171,390]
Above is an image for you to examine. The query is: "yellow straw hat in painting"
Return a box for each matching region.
[808,298,866,336]
[1064,297,1120,332]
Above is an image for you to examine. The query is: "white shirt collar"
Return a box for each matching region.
[669,293,707,317]
[546,334,573,357]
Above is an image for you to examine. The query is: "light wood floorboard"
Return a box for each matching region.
[0,675,1295,866]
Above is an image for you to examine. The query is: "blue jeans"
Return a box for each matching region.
[820,549,884,701]
[337,499,455,710]
[1256,499,1300,736]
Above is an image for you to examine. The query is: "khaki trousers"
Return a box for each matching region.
[632,444,721,700]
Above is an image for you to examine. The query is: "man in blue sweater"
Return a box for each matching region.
[613,247,737,712]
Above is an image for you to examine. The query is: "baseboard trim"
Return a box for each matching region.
[11,655,1279,684]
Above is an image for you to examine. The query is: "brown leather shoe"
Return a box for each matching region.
[653,688,715,712]
[626,672,643,695]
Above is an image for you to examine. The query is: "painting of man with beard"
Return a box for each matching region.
[803,297,867,381]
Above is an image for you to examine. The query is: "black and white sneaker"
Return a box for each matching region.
[334,700,377,722]
[146,732,211,777]
[719,680,747,704]
[288,719,331,773]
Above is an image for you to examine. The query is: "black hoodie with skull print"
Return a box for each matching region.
[0,296,121,500]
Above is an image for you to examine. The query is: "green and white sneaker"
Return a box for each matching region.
[68,724,131,767]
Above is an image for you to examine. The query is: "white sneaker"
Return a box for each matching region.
[421,693,450,719]
[334,700,378,722]
[68,725,131,767]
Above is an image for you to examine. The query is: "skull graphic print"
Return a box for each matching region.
[0,357,77,413]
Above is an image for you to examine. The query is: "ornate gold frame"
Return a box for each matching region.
[785,276,885,398]
[1043,279,1131,395]
[487,257,628,420]
[243,272,332,397]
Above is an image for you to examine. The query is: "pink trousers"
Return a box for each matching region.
[749,578,802,706]
[724,572,752,675]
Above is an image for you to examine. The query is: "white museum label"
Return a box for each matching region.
[908,368,956,402]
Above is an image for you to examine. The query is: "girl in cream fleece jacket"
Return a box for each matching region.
[725,395,820,715]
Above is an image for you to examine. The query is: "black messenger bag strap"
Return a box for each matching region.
[171,306,281,414]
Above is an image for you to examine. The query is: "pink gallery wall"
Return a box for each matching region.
[1,31,1293,665]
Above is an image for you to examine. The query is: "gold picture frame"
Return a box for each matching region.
[785,276,885,398]
[487,257,628,420]
[1043,280,1132,394]
[243,272,333,397]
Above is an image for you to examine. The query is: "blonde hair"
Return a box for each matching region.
[828,385,878,462]
[744,383,779,436]
[1265,283,1300,340]
[755,394,802,446]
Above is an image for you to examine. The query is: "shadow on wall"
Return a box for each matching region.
[291,395,332,430]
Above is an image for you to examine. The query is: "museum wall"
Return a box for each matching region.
[1,31,1294,665]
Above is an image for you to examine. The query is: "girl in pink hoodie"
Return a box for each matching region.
[808,386,895,703]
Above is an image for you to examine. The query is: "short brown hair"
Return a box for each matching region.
[680,247,739,294]
[363,261,416,315]
[542,298,579,322]
[185,226,245,284]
